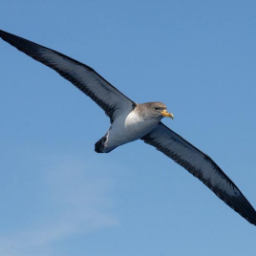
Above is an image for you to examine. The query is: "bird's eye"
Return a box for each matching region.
[155,107,160,110]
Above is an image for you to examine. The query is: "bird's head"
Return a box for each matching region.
[148,102,174,120]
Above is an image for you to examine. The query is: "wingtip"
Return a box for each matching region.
[0,30,25,43]
[0,29,16,42]
[0,29,6,38]
[0,29,9,36]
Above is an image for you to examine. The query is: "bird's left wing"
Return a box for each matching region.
[141,122,256,226]
[0,30,136,122]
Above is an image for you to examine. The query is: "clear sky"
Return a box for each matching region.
[0,1,256,255]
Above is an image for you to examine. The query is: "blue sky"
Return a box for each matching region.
[0,1,256,255]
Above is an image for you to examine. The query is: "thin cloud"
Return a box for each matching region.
[0,150,118,256]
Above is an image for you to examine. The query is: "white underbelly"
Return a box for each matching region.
[104,110,160,150]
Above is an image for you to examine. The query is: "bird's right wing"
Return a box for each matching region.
[142,122,256,226]
[0,30,136,122]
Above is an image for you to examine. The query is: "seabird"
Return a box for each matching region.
[0,29,255,226]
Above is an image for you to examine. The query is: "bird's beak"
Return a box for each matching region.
[161,110,174,119]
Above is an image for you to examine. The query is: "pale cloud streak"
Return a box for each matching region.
[0,150,118,256]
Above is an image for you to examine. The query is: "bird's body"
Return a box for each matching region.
[0,29,256,226]
[97,102,167,153]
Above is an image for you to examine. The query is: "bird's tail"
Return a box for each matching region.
[95,135,106,153]
[94,133,116,153]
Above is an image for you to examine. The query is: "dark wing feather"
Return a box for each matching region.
[0,30,136,122]
[142,122,256,226]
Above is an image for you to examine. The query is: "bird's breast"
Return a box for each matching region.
[105,110,160,150]
[124,110,157,132]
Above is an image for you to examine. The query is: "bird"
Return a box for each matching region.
[0,29,255,226]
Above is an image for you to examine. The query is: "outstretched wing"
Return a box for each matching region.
[0,30,136,122]
[142,122,256,226]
